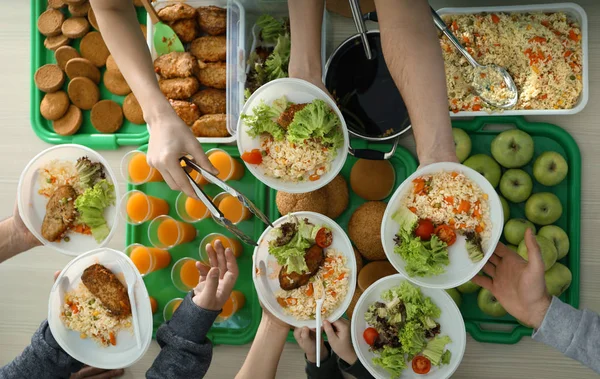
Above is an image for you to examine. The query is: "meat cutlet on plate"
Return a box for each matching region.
[81,264,131,318]
[41,185,77,242]
[279,244,325,291]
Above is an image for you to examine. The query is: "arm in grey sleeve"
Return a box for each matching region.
[533,296,600,373]
[0,321,84,378]
[146,292,220,379]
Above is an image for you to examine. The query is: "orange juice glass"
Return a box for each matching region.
[121,150,163,184]
[148,215,197,249]
[215,290,246,323]
[206,148,245,182]
[199,233,243,263]
[171,258,200,292]
[125,243,171,276]
[176,192,210,223]
[163,298,183,321]
[212,192,251,225]
[180,156,208,185]
[120,190,169,225]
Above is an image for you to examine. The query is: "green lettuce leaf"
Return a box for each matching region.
[74,179,115,243]
[422,335,452,366]
[287,99,342,149]
[372,346,407,378]
[441,350,452,365]
[399,321,427,359]
[256,14,285,44]
[241,99,286,140]
[394,230,449,277]
[268,218,319,274]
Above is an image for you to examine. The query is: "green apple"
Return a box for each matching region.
[533,151,569,187]
[544,262,572,297]
[500,195,510,224]
[504,218,536,245]
[445,288,462,307]
[457,279,481,294]
[453,128,472,163]
[517,235,558,271]
[477,288,507,317]
[499,169,533,203]
[538,225,570,260]
[507,244,518,252]
[525,192,563,225]
[490,129,535,168]
[463,154,502,188]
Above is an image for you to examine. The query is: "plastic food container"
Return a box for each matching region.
[438,2,589,117]
[147,0,246,144]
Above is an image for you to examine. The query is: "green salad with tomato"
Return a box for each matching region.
[363,281,452,377]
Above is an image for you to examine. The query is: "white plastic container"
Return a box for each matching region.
[438,2,588,117]
[147,0,246,144]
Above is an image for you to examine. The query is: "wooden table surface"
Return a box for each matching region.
[1,1,598,378]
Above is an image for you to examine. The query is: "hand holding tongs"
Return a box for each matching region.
[180,156,272,246]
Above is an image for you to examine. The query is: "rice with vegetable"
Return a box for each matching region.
[38,160,83,197]
[260,137,333,182]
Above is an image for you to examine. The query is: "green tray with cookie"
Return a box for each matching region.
[31,0,149,150]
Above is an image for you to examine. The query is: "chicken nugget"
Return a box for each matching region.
[169,99,200,126]
[197,6,226,36]
[277,103,308,129]
[348,201,387,260]
[159,77,199,100]
[196,61,226,89]
[191,88,226,114]
[190,114,228,137]
[41,185,77,242]
[170,18,198,43]
[81,264,131,318]
[157,3,197,22]
[190,36,226,62]
[154,52,197,79]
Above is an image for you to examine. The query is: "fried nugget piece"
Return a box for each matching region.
[81,264,132,318]
[157,3,196,22]
[154,52,197,79]
[170,99,200,126]
[170,18,198,43]
[190,114,228,137]
[191,88,226,114]
[279,244,324,291]
[277,103,308,129]
[41,185,77,242]
[158,77,199,100]
[190,36,226,62]
[197,6,226,35]
[196,61,226,89]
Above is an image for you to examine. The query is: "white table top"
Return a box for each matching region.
[1,0,598,378]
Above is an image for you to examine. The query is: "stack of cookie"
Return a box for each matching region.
[35,0,146,136]
[153,3,229,138]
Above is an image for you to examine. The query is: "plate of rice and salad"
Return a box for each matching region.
[237,78,349,193]
[252,211,356,327]
[382,162,503,289]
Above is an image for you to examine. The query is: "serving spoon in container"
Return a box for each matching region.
[140,0,185,56]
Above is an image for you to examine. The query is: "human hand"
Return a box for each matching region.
[322,318,357,365]
[418,151,459,169]
[260,306,290,331]
[192,240,239,311]
[472,229,551,329]
[70,365,124,379]
[12,202,41,249]
[293,326,327,364]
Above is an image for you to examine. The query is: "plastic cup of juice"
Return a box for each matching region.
[199,233,243,263]
[171,257,201,293]
[125,243,171,276]
[215,290,246,323]
[212,192,251,225]
[175,192,210,223]
[180,156,207,185]
[163,298,183,321]
[206,148,245,182]
[148,215,197,249]
[120,150,163,185]
[120,190,170,225]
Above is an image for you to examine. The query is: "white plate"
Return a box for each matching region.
[17,144,120,256]
[48,248,153,370]
[351,274,466,379]
[381,162,503,289]
[252,211,356,328]
[237,78,349,193]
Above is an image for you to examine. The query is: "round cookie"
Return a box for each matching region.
[275,188,329,216]
[44,34,71,51]
[55,46,80,71]
[105,55,121,74]
[323,175,349,219]
[34,64,65,93]
[91,100,124,133]
[67,76,99,110]
[68,1,91,17]
[61,17,89,39]
[104,70,131,96]
[48,0,66,9]
[80,31,110,67]
[52,105,82,136]
[87,8,98,30]
[40,91,70,120]
[348,201,387,260]
[65,57,100,84]
[37,9,65,37]
[123,93,145,125]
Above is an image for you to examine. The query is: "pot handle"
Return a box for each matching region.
[348,137,399,160]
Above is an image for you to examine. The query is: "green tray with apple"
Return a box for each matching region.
[448,116,580,344]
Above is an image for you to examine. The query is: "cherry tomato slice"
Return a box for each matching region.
[315,227,333,248]
[414,219,435,241]
[435,225,457,246]
[363,327,379,346]
[242,149,263,164]
[412,356,431,374]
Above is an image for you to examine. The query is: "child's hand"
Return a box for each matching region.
[192,240,238,311]
[323,319,357,365]
[293,327,327,364]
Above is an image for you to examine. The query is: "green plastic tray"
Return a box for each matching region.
[125,144,264,345]
[31,0,149,149]
[451,116,581,344]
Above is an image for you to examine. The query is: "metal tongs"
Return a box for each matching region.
[180,156,272,246]
[349,0,374,60]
